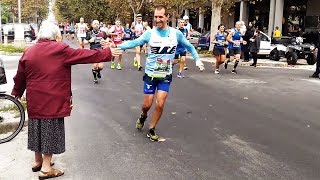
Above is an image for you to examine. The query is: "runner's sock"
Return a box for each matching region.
[234,60,239,69]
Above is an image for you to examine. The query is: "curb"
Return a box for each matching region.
[186,54,314,69]
[0,51,23,56]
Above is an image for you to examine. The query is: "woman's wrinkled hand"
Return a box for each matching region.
[110,48,122,57]
[101,38,116,49]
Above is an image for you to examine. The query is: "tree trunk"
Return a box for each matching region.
[209,1,222,51]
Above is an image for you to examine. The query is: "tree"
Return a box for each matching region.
[1,0,48,23]
[152,0,208,28]
[0,3,12,23]
[54,0,133,24]
[125,0,145,18]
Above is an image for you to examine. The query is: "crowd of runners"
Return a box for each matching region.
[53,5,264,141]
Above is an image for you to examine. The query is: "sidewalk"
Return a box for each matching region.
[187,54,316,71]
[124,49,315,71]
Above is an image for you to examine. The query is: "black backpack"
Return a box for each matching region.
[0,58,7,85]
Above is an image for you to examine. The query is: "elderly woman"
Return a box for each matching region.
[11,20,121,179]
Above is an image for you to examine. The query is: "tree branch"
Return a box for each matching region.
[137,0,145,11]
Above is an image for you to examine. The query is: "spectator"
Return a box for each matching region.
[249,29,261,67]
[11,20,120,179]
[273,26,282,38]
[243,22,255,62]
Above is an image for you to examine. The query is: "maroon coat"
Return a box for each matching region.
[11,39,112,119]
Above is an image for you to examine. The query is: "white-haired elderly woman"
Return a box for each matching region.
[11,20,121,179]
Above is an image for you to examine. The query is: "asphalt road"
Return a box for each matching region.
[1,39,320,179]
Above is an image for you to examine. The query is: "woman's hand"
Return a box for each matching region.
[101,38,116,49]
[110,48,122,57]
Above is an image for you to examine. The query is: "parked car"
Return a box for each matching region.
[196,31,210,50]
[189,30,202,47]
[196,30,275,56]
[1,23,36,42]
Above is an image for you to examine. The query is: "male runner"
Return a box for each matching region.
[108,19,124,70]
[182,15,192,70]
[69,23,75,41]
[225,21,242,74]
[65,23,70,40]
[131,14,145,71]
[76,17,89,49]
[84,20,108,83]
[117,5,205,141]
[174,19,189,78]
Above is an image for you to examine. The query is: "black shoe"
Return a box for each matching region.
[309,74,319,78]
[231,69,237,74]
[250,64,256,67]
[93,78,98,84]
[138,65,143,71]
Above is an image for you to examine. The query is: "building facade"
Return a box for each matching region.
[238,0,320,36]
[185,0,320,37]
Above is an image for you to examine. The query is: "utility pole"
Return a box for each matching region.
[0,3,2,44]
[18,0,21,23]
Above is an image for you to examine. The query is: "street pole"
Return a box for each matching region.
[18,0,21,23]
[0,3,2,44]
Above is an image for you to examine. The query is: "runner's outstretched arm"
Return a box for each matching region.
[117,31,151,50]
[177,31,200,61]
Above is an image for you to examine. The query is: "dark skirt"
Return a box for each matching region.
[28,118,65,154]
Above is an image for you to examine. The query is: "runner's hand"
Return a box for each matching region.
[110,48,122,57]
[101,39,116,49]
[196,60,205,72]
[88,37,95,43]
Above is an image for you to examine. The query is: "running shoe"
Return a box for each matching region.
[117,64,122,70]
[183,66,188,70]
[177,72,184,78]
[231,69,237,74]
[133,58,138,67]
[214,69,220,74]
[147,128,159,141]
[111,62,115,69]
[136,114,147,130]
[138,65,143,71]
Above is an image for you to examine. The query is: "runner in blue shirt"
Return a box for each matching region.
[226,21,243,74]
[117,5,205,141]
[212,24,227,74]
[174,19,189,78]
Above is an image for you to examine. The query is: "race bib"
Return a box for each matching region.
[78,27,86,37]
[233,40,240,48]
[153,58,171,77]
[218,40,225,46]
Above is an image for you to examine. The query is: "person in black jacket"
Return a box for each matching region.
[243,22,255,62]
[249,29,261,67]
[310,31,320,79]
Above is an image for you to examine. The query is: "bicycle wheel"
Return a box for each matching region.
[0,94,25,144]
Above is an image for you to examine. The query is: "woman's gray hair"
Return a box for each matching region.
[37,20,61,40]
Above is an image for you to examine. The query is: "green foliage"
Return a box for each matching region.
[0,45,26,53]
[55,0,114,23]
[1,0,48,23]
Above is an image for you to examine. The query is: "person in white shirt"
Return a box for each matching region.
[75,17,89,49]
[182,15,193,70]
